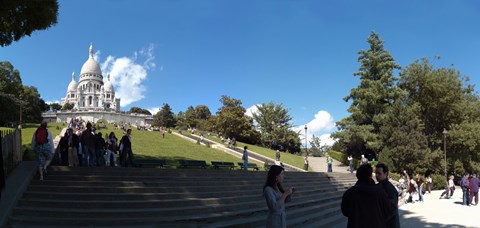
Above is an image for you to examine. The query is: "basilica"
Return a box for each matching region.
[61,44,120,111]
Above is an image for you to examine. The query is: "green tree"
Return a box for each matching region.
[195,105,211,120]
[153,103,176,128]
[175,111,188,130]
[0,61,23,125]
[309,134,322,154]
[49,102,62,111]
[252,102,300,152]
[333,31,401,158]
[0,0,59,47]
[61,102,74,111]
[185,106,197,128]
[128,106,152,115]
[21,85,46,123]
[215,95,260,145]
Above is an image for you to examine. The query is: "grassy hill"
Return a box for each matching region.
[8,123,261,168]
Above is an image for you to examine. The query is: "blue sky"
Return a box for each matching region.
[2,1,480,145]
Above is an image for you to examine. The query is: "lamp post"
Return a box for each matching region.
[443,128,448,180]
[18,95,22,129]
[304,125,308,156]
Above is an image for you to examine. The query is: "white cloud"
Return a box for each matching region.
[97,44,156,107]
[147,107,161,115]
[294,110,336,147]
[45,100,60,105]
[245,104,259,117]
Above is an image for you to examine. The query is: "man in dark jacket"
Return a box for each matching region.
[119,129,138,167]
[469,174,479,206]
[342,164,392,228]
[376,163,400,228]
[80,122,97,167]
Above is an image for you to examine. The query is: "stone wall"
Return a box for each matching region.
[42,111,153,126]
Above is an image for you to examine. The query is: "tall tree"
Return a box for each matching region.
[175,111,188,130]
[333,31,401,158]
[49,102,62,111]
[0,0,59,47]
[185,106,197,128]
[215,95,260,145]
[153,103,176,128]
[252,102,300,152]
[195,105,211,120]
[21,85,47,123]
[128,106,152,115]
[0,61,23,125]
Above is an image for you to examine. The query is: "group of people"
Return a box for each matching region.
[32,121,140,180]
[459,173,479,206]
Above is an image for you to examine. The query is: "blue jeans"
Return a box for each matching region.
[243,160,248,171]
[462,187,469,205]
[328,163,332,172]
[84,147,96,167]
[418,187,424,202]
[349,163,353,173]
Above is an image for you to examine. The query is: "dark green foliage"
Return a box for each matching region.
[431,174,447,190]
[128,107,152,115]
[61,102,74,111]
[49,102,62,111]
[153,103,176,128]
[252,102,301,153]
[215,95,260,145]
[0,0,58,47]
[333,31,401,158]
[175,111,188,130]
[21,85,46,123]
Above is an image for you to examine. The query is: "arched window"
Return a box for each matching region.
[89,96,92,105]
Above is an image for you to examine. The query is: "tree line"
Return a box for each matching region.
[332,32,480,176]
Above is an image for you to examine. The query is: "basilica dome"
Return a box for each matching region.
[67,72,77,91]
[104,74,114,92]
[80,44,102,76]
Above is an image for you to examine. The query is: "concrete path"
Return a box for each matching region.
[399,187,480,228]
[308,156,351,173]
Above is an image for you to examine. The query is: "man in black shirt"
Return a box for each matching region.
[376,163,400,228]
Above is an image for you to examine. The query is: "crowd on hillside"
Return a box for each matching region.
[31,119,142,180]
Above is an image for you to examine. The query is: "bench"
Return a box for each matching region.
[136,159,166,168]
[211,161,235,169]
[180,160,208,168]
[237,162,259,171]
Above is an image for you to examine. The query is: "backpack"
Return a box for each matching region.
[35,127,48,144]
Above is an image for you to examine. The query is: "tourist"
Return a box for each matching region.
[326,154,333,172]
[341,164,391,228]
[67,128,80,167]
[348,155,354,173]
[242,146,248,171]
[95,132,106,166]
[232,136,236,147]
[426,175,432,194]
[304,155,309,171]
[461,173,470,205]
[416,174,424,202]
[105,132,118,167]
[80,122,97,167]
[375,163,400,228]
[119,129,138,167]
[468,174,479,206]
[361,154,368,165]
[276,150,281,161]
[406,178,417,203]
[31,121,54,180]
[227,137,231,148]
[441,175,455,199]
[58,132,69,166]
[263,165,295,228]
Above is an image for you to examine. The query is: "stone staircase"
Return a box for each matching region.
[7,167,356,227]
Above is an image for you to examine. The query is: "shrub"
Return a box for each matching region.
[431,174,447,190]
[312,151,323,157]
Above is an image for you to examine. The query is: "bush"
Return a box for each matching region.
[431,174,447,190]
[312,151,323,157]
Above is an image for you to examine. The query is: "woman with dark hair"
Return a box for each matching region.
[263,165,295,228]
[106,132,118,167]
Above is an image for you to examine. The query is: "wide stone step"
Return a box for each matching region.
[27,181,353,193]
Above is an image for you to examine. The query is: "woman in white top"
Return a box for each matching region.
[263,165,295,228]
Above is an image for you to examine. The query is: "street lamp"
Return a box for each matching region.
[443,128,448,180]
[304,125,308,156]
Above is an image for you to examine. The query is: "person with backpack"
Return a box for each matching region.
[31,121,54,180]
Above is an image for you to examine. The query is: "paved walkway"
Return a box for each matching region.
[308,156,351,173]
[399,187,480,227]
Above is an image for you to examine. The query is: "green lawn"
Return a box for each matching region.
[182,130,308,171]
[12,123,260,168]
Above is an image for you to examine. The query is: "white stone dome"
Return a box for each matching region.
[68,72,77,91]
[80,44,102,76]
[104,74,114,92]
